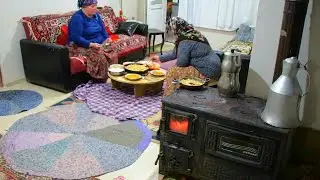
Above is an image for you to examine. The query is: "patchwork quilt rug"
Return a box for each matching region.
[0,104,152,179]
[73,81,162,122]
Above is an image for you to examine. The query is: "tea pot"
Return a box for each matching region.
[217,49,242,97]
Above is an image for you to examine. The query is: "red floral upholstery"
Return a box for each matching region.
[113,34,147,58]
[21,12,73,43]
[21,6,146,75]
[99,6,119,33]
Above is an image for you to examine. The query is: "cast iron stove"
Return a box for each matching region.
[157,88,294,180]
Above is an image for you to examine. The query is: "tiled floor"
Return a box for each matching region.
[0,80,162,180]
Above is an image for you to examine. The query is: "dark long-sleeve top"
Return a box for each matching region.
[160,40,221,78]
[68,10,109,48]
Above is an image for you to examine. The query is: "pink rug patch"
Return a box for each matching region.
[42,105,77,127]
[0,131,71,155]
[50,136,105,179]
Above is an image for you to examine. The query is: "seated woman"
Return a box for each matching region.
[152,17,221,96]
[68,0,118,81]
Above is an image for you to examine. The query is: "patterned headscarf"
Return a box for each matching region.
[168,17,209,46]
[77,0,98,8]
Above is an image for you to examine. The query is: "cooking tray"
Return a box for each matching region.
[173,77,210,90]
[124,63,149,75]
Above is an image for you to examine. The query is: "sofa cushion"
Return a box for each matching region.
[116,22,140,36]
[113,34,147,57]
[21,12,74,43]
[57,24,69,45]
[99,6,119,34]
[110,34,120,41]
[70,55,87,74]
[235,24,255,43]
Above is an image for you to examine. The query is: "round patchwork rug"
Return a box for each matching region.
[0,90,43,116]
[0,104,152,179]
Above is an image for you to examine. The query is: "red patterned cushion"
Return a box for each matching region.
[57,24,69,45]
[99,6,119,33]
[105,26,113,35]
[110,34,120,41]
[21,11,74,43]
[70,55,87,74]
[113,34,147,57]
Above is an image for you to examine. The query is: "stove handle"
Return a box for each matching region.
[155,151,164,165]
[190,115,197,140]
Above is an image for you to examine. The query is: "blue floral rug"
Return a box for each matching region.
[0,90,43,116]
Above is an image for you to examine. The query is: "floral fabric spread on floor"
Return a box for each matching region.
[73,81,162,122]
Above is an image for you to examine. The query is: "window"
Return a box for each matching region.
[178,0,260,31]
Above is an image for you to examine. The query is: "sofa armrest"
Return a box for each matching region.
[20,39,71,92]
[135,23,148,37]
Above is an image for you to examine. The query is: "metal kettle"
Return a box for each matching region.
[261,57,309,128]
[217,49,242,97]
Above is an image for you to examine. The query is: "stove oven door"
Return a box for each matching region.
[204,122,277,171]
[159,142,194,175]
[162,107,198,140]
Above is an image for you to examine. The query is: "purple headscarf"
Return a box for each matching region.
[78,0,98,8]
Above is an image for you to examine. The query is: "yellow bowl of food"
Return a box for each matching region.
[150,70,166,77]
[124,73,142,81]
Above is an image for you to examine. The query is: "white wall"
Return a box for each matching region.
[302,0,320,130]
[0,0,137,85]
[122,0,138,20]
[298,0,313,126]
[245,0,285,99]
[196,28,236,50]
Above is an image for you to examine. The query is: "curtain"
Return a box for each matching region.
[178,0,260,31]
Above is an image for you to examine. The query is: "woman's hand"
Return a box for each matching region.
[151,55,160,62]
[89,43,102,49]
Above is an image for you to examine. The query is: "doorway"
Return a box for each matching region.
[146,0,167,46]
[165,0,178,43]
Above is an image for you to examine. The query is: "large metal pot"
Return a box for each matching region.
[173,77,210,90]
[124,63,149,75]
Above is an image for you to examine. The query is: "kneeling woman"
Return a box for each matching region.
[68,0,118,81]
[152,17,221,96]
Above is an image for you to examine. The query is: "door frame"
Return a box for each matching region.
[0,65,3,87]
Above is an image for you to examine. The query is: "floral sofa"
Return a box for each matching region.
[20,6,148,93]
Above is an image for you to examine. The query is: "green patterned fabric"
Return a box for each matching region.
[220,40,253,55]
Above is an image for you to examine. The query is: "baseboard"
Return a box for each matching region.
[4,78,26,87]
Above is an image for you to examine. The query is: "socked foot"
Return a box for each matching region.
[92,78,107,83]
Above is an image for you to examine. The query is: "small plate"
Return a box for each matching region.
[137,60,149,65]
[124,73,142,81]
[123,62,135,66]
[150,70,166,77]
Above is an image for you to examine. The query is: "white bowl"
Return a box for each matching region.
[110,64,124,69]
[108,67,125,76]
